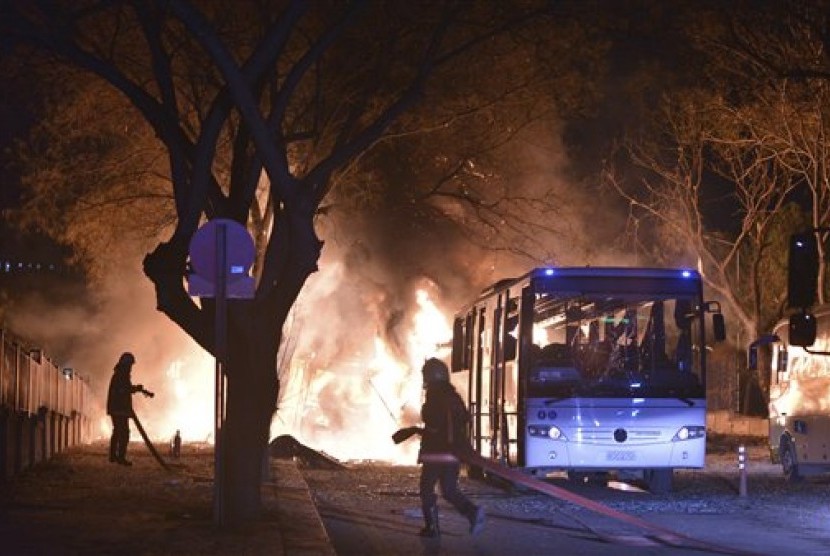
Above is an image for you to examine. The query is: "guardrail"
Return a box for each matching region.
[1,328,93,481]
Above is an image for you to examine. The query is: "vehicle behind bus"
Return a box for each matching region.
[451,267,725,493]
[758,306,830,481]
[756,231,830,481]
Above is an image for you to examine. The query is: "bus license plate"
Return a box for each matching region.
[606,451,635,461]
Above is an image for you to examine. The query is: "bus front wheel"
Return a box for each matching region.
[644,469,673,494]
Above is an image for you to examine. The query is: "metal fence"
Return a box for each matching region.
[0,329,90,417]
[1,328,93,481]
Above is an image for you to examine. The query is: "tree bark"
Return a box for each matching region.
[143,206,321,523]
[222,320,279,522]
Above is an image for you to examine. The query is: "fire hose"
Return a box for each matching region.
[130,387,170,471]
[392,427,751,554]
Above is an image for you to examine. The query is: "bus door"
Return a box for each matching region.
[461,289,527,465]
[768,336,791,442]
[748,331,792,460]
[499,292,521,466]
[490,290,520,465]
[469,307,487,458]
[516,285,535,467]
[489,296,504,461]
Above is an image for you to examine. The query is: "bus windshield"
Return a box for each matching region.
[527,293,703,399]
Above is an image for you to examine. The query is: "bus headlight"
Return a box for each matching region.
[672,425,705,442]
[548,425,565,440]
[528,424,567,441]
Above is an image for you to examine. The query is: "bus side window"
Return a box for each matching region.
[674,300,693,373]
[504,315,518,361]
[452,317,465,372]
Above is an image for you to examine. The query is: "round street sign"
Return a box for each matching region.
[188,218,255,285]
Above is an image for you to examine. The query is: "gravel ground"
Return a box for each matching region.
[302,435,830,554]
[2,436,829,555]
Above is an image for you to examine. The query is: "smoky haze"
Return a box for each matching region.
[7,266,214,444]
[4,124,629,462]
[269,123,629,461]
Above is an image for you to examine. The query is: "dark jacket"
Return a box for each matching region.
[419,382,470,457]
[106,366,140,416]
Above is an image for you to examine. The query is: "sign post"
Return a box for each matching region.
[188,218,255,526]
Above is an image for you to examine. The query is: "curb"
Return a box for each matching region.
[265,459,336,555]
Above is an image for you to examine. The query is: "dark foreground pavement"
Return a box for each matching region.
[306,455,830,556]
[0,441,334,555]
[4,440,830,555]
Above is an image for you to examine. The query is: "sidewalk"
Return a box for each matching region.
[0,441,335,555]
[268,458,337,555]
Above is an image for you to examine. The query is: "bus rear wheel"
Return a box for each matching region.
[465,463,485,481]
[780,441,802,482]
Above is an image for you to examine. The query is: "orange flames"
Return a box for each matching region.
[106,285,453,464]
[272,286,453,463]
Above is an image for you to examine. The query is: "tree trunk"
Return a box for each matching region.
[143,209,321,525]
[143,242,280,523]
[205,278,291,524]
[222,333,277,523]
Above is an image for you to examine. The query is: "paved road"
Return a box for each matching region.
[304,463,830,556]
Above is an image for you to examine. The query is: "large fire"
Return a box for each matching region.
[272,286,453,463]
[101,286,453,464]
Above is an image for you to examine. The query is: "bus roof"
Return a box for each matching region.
[479,267,698,292]
[466,266,701,309]
[529,267,699,280]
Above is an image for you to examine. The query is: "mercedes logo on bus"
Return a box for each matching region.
[614,428,628,443]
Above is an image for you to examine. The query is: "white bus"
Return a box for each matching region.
[755,305,830,481]
[450,267,725,492]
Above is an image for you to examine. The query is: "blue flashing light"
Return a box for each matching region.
[230,265,245,274]
[681,270,692,278]
[544,268,555,276]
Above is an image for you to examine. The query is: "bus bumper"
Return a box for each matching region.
[523,436,706,470]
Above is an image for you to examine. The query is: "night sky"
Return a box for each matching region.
[0,1,824,436]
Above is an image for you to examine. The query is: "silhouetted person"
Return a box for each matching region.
[106,352,152,466]
[417,358,485,538]
[171,430,182,458]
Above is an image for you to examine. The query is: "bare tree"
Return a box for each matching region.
[696,1,830,303]
[607,91,798,347]
[2,0,574,524]
[604,2,830,399]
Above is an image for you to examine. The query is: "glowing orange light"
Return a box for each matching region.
[127,284,453,463]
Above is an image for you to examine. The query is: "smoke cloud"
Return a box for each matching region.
[5,122,631,463]
[7,264,213,444]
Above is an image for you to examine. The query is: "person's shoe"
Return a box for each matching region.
[418,525,439,538]
[419,505,440,537]
[469,506,485,535]
[109,455,117,463]
[117,458,133,466]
